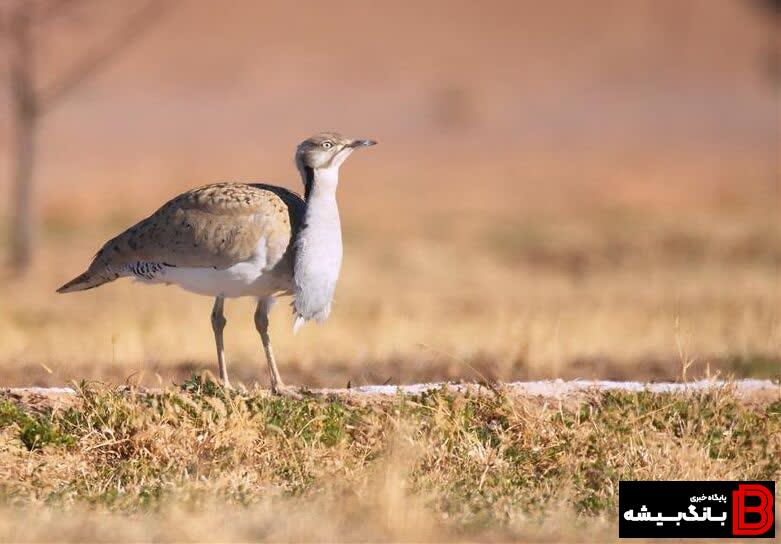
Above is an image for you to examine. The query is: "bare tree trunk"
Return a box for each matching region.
[3,1,170,272]
[9,6,37,273]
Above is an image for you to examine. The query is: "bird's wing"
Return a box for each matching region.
[90,183,306,271]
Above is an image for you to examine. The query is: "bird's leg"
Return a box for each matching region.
[211,295,230,388]
[254,296,289,394]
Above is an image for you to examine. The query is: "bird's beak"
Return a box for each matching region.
[348,139,377,148]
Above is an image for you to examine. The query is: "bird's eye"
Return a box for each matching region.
[322,141,333,149]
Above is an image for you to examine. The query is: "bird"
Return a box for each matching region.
[57,132,376,394]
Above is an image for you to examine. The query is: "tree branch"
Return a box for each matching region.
[38,0,172,112]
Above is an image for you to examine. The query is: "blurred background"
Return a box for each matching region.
[0,0,778,387]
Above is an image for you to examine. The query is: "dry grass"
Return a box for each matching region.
[0,143,778,544]
[0,379,777,542]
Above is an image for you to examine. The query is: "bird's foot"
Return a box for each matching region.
[271,384,303,399]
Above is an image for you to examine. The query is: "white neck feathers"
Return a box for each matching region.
[292,166,344,331]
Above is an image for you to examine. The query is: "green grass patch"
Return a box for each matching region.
[0,400,75,451]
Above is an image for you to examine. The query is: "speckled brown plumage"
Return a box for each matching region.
[58,182,306,292]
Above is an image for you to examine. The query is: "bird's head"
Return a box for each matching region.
[295,131,376,173]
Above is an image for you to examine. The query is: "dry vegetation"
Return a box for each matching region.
[1,160,777,543]
[0,115,778,544]
[0,117,779,544]
[0,379,778,542]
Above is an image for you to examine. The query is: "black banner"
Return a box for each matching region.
[619,481,775,538]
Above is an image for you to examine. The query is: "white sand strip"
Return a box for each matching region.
[4,379,778,399]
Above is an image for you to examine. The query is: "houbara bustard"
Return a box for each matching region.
[58,132,376,393]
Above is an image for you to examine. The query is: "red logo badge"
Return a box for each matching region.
[732,483,774,536]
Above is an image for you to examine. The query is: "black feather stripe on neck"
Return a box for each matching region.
[302,166,315,201]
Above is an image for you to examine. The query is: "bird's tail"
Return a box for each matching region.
[56,268,115,293]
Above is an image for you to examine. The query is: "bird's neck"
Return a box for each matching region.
[303,165,339,203]
[293,165,343,325]
[303,165,340,224]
